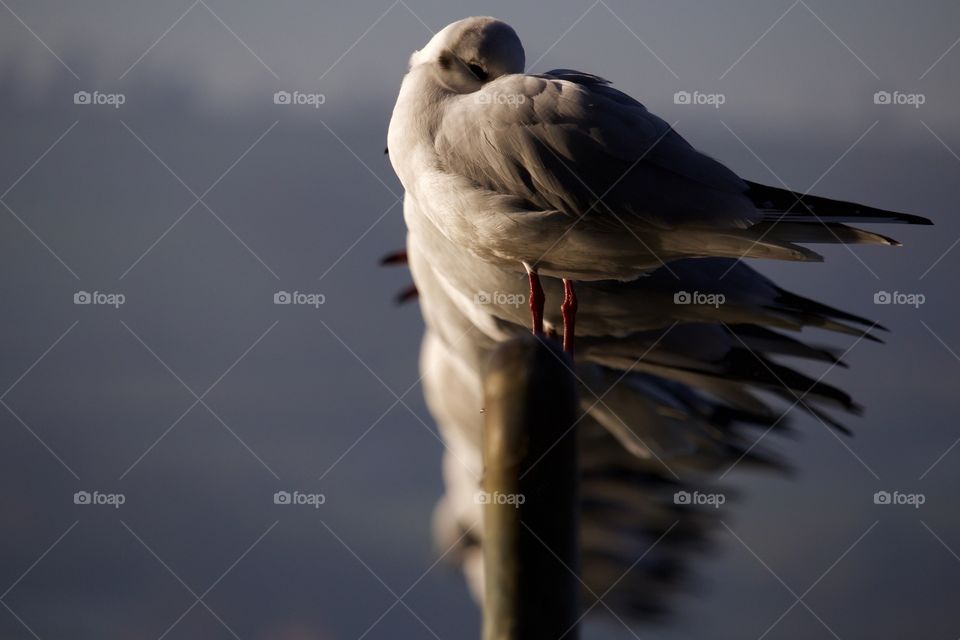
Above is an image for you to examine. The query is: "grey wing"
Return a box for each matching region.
[434,71,754,230]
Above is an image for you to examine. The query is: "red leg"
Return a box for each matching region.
[394,283,418,305]
[527,268,545,335]
[561,279,578,357]
[379,249,408,266]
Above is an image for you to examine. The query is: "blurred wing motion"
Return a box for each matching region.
[397,189,891,618]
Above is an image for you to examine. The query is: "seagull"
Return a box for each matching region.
[387,16,931,356]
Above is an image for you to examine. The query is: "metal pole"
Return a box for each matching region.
[481,336,580,640]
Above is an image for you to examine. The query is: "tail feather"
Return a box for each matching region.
[750,221,903,246]
[660,230,824,263]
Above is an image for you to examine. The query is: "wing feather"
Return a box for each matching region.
[434,70,753,230]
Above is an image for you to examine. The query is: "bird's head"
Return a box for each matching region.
[409,17,525,93]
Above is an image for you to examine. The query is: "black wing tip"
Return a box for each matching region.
[745,180,934,226]
[882,212,934,226]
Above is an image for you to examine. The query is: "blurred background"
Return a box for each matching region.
[0,1,958,637]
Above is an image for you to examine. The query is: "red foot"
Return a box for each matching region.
[380,249,408,266]
[528,269,545,335]
[561,279,577,358]
[395,283,418,305]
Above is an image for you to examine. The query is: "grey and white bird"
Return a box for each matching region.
[387,16,930,354]
[384,15,931,622]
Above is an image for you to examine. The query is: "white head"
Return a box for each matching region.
[408,17,525,93]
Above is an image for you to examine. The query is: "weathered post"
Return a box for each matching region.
[481,336,580,640]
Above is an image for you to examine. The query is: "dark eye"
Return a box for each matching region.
[467,63,488,81]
